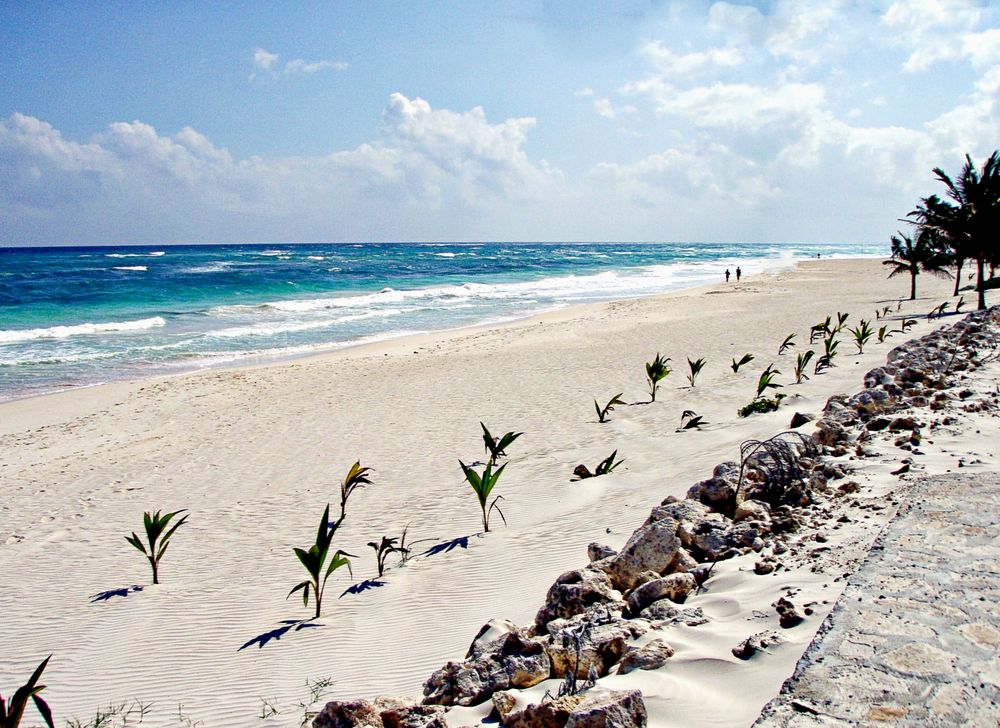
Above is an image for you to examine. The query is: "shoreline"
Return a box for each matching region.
[1,257,978,727]
[0,250,881,408]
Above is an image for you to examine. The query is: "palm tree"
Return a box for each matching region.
[883,229,949,300]
[931,151,1000,310]
[908,194,966,295]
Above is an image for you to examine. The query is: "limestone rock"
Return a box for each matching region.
[545,609,644,679]
[626,573,696,614]
[499,694,586,728]
[774,597,805,628]
[535,568,622,630]
[587,543,616,562]
[732,630,784,660]
[313,699,384,728]
[789,412,814,428]
[616,640,674,674]
[380,704,448,728]
[595,518,681,592]
[733,498,770,523]
[567,689,647,728]
[686,461,741,513]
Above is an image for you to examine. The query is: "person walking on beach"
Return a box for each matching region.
[736,266,742,282]
[725,268,731,283]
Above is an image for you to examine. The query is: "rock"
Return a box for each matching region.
[313,699,384,728]
[888,416,918,431]
[595,518,681,591]
[492,691,519,721]
[649,499,711,523]
[616,640,674,674]
[587,543,616,562]
[535,568,623,630]
[637,599,678,621]
[865,417,890,431]
[686,461,741,513]
[380,704,448,728]
[789,412,814,428]
[545,610,640,679]
[733,498,770,523]
[467,619,518,658]
[567,689,647,728]
[626,573,696,614]
[754,560,775,575]
[500,694,586,728]
[665,547,698,574]
[732,630,785,660]
[774,597,805,628]
[691,521,730,560]
[690,563,714,585]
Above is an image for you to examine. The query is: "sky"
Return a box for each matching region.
[0,0,998,246]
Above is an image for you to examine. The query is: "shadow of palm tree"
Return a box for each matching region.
[238,619,322,651]
[90,585,144,602]
[421,535,471,557]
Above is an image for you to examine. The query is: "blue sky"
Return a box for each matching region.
[1,1,998,245]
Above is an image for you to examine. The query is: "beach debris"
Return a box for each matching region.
[732,630,785,660]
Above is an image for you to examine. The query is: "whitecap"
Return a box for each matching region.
[112,265,148,271]
[0,317,167,344]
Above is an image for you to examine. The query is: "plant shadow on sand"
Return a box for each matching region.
[340,578,386,597]
[420,535,472,557]
[239,619,323,651]
[90,584,144,602]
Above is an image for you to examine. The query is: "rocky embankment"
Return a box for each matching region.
[313,308,1000,728]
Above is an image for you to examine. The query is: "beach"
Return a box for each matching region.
[1,257,991,728]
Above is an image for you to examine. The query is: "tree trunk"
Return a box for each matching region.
[910,270,917,300]
[977,256,986,310]
[953,260,964,296]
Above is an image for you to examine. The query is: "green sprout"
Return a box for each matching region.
[367,536,407,577]
[459,460,507,532]
[809,316,832,343]
[1,656,53,728]
[849,319,874,353]
[778,333,796,355]
[833,312,849,334]
[645,353,672,402]
[594,393,626,423]
[731,353,754,372]
[288,504,354,619]
[877,325,892,344]
[794,350,814,384]
[755,364,782,399]
[481,422,523,465]
[686,357,707,387]
[336,461,373,526]
[125,509,189,585]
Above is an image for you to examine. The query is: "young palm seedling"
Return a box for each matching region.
[809,316,831,343]
[1,656,53,728]
[928,301,949,319]
[731,353,754,373]
[645,353,672,401]
[755,364,782,399]
[794,350,814,384]
[459,460,507,532]
[336,461,373,526]
[125,508,189,585]
[877,325,892,344]
[822,336,839,366]
[686,357,707,387]
[778,334,796,355]
[955,296,965,313]
[594,394,626,424]
[679,410,706,430]
[367,536,406,577]
[572,450,624,480]
[849,319,874,354]
[481,423,523,465]
[289,504,354,619]
[833,312,849,334]
[897,318,917,333]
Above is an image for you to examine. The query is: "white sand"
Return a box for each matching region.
[0,259,980,727]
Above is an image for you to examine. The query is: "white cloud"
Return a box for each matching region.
[593,98,637,120]
[0,96,562,243]
[573,87,595,97]
[883,0,985,71]
[250,48,348,79]
[638,41,744,78]
[284,58,349,75]
[252,48,279,72]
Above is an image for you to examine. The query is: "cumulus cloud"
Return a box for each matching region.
[250,48,348,79]
[0,95,562,244]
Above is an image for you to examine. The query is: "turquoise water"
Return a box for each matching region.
[0,242,882,400]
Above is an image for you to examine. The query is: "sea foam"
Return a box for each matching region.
[0,317,167,344]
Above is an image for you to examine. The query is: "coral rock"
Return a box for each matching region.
[616,640,674,674]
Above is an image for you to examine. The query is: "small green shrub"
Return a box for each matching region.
[125,509,188,585]
[686,357,706,387]
[645,353,672,402]
[1,656,53,728]
[288,504,354,619]
[737,393,786,417]
[778,334,796,355]
[594,393,626,423]
[459,460,507,532]
[877,325,892,343]
[731,353,754,372]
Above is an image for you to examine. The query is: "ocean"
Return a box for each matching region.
[0,241,882,401]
